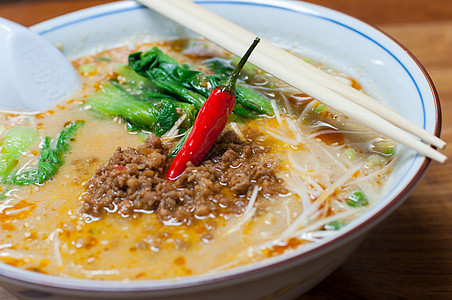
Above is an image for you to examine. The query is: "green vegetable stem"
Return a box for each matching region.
[86,82,185,136]
[0,127,38,177]
[4,121,84,186]
[346,189,368,207]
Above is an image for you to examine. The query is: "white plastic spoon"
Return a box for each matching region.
[0,17,80,112]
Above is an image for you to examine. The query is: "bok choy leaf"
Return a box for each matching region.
[0,127,38,178]
[4,121,84,186]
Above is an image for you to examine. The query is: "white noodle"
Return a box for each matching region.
[1,206,30,216]
[226,186,259,234]
[0,249,44,263]
[286,116,304,144]
[352,157,398,185]
[316,143,348,172]
[290,94,314,103]
[161,113,187,140]
[308,129,344,138]
[252,74,270,86]
[314,163,364,207]
[280,93,294,115]
[205,259,242,274]
[228,122,244,139]
[282,201,291,228]
[0,243,12,250]
[220,206,359,265]
[278,162,363,240]
[298,230,336,242]
[298,100,317,123]
[271,99,283,125]
[284,171,310,213]
[80,269,121,277]
[293,209,360,238]
[278,199,320,241]
[287,151,325,197]
[258,124,300,146]
[47,228,63,268]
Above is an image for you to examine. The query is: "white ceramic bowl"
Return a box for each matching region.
[0,1,441,299]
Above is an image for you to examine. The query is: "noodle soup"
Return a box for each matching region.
[0,39,397,280]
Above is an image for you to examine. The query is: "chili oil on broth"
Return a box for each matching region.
[0,39,396,280]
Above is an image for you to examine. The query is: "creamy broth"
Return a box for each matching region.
[0,40,396,280]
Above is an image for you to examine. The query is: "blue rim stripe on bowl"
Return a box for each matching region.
[36,5,143,36]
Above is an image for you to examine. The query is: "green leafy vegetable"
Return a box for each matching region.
[229,55,259,78]
[87,82,156,128]
[79,64,95,74]
[128,47,274,117]
[4,121,84,186]
[138,90,178,102]
[87,82,178,134]
[371,139,396,156]
[235,85,274,115]
[0,188,9,201]
[174,102,197,132]
[0,127,38,177]
[152,100,179,137]
[366,154,389,167]
[314,104,327,114]
[324,220,346,230]
[205,56,259,80]
[148,76,206,109]
[87,46,276,138]
[87,80,196,135]
[202,57,234,75]
[96,57,112,62]
[346,189,368,207]
[344,148,356,160]
[115,64,154,91]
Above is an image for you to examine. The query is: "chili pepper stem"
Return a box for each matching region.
[223,37,260,94]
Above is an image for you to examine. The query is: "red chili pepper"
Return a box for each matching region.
[167,38,260,180]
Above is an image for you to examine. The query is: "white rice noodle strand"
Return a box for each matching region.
[316,143,348,172]
[286,116,304,144]
[352,157,398,185]
[314,163,364,208]
[228,122,244,139]
[280,93,294,116]
[293,209,359,238]
[226,186,259,234]
[259,124,300,146]
[298,100,317,123]
[271,99,283,125]
[47,228,64,268]
[161,113,187,140]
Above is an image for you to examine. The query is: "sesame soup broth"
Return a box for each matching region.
[0,39,397,280]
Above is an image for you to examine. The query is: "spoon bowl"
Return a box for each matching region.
[0,17,80,112]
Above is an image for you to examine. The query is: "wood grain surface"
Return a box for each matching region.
[0,1,450,299]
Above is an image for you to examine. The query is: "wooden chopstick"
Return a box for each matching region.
[137,0,447,163]
[148,0,446,150]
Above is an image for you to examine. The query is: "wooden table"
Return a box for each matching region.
[0,1,451,299]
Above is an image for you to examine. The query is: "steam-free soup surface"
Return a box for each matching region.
[0,40,396,280]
